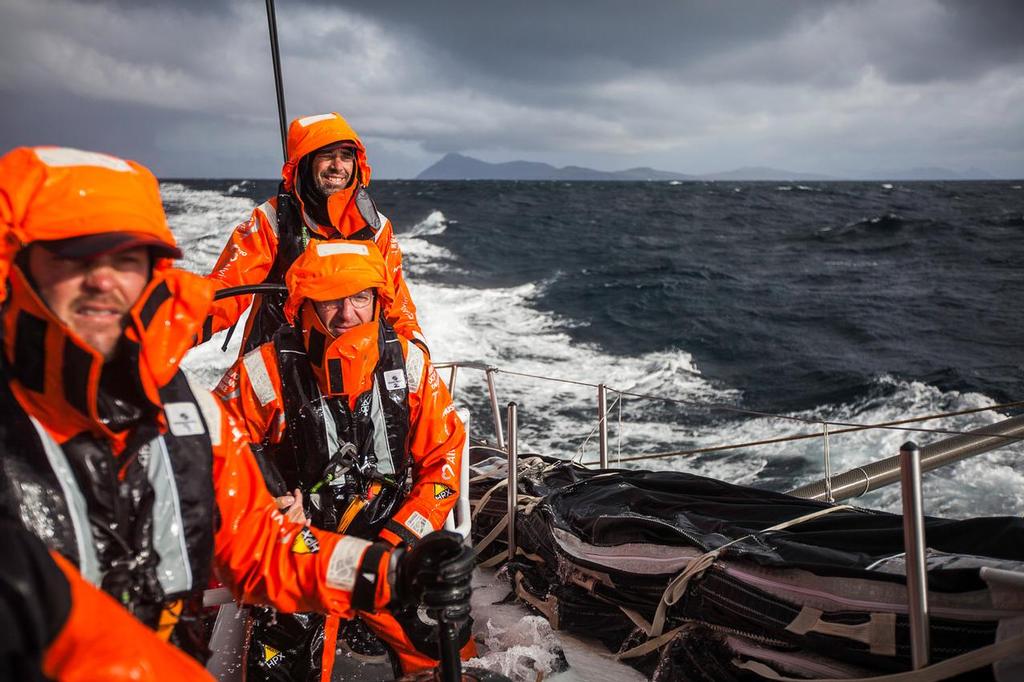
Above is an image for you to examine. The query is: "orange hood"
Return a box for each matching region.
[281,113,375,237]
[283,239,392,324]
[284,239,392,402]
[0,146,180,303]
[0,145,213,444]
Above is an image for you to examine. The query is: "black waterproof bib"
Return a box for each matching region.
[0,371,216,628]
[262,319,409,536]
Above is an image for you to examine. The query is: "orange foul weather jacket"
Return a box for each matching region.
[204,112,424,353]
[0,265,397,624]
[216,325,465,675]
[0,147,399,655]
[218,332,464,558]
[0,520,212,681]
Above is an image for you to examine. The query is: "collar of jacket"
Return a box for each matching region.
[2,264,215,446]
[298,301,383,406]
[290,168,376,240]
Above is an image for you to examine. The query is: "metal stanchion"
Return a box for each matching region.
[487,369,505,449]
[598,383,609,468]
[448,365,459,397]
[506,402,518,562]
[900,441,930,669]
[822,422,834,503]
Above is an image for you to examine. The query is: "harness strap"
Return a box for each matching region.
[351,542,389,612]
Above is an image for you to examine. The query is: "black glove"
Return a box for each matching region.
[393,531,474,622]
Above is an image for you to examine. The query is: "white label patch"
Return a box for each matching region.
[243,349,277,407]
[35,147,134,172]
[298,113,337,127]
[164,402,205,436]
[383,369,406,391]
[404,511,433,539]
[315,242,369,257]
[326,536,371,591]
[405,343,425,394]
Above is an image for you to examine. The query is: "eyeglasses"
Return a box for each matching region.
[317,289,374,310]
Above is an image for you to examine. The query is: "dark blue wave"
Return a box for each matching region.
[169,179,1024,413]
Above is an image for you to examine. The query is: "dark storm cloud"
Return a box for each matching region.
[318,0,1024,87]
[1,0,1022,177]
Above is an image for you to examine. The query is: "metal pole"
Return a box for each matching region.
[899,441,930,669]
[264,0,289,162]
[822,422,834,503]
[486,368,505,449]
[506,402,518,562]
[447,365,458,398]
[598,383,609,468]
[788,414,1024,502]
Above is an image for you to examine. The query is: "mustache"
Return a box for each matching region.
[71,293,130,312]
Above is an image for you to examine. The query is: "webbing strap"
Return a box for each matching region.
[617,625,686,660]
[474,516,509,566]
[648,504,854,639]
[735,630,1024,682]
[471,477,508,523]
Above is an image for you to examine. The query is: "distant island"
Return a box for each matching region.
[415,153,997,181]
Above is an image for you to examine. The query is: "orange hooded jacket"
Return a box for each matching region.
[1,519,213,681]
[0,148,399,658]
[216,241,466,675]
[204,112,424,352]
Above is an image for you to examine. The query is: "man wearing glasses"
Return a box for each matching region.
[203,112,426,358]
[215,239,471,680]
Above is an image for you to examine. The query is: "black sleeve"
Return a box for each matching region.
[249,443,289,498]
[0,521,72,682]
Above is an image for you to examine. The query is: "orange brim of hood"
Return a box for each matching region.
[0,146,179,303]
[281,112,372,192]
[283,239,392,323]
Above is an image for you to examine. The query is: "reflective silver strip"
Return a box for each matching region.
[256,200,278,236]
[373,212,388,242]
[316,242,370,257]
[320,394,340,456]
[28,417,102,585]
[370,382,395,475]
[34,147,133,172]
[243,348,277,407]
[185,374,222,447]
[406,342,425,394]
[149,436,193,594]
[297,113,336,127]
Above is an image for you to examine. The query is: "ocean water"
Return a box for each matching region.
[167,179,1024,519]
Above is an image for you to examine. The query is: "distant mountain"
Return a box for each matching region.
[417,153,836,181]
[865,166,996,181]
[700,166,835,181]
[417,153,696,181]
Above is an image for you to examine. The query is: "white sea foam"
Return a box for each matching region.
[161,181,255,275]
[405,209,449,237]
[167,185,1023,519]
[470,569,645,682]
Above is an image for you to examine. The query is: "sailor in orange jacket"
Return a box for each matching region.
[1,520,213,681]
[204,112,425,356]
[0,146,473,673]
[215,239,470,678]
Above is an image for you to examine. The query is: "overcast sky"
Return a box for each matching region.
[1,0,1022,178]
